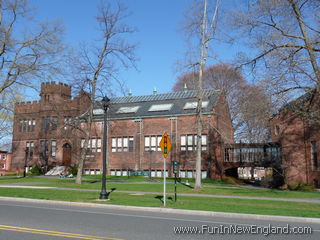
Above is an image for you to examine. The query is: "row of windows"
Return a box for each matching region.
[41,117,58,132]
[109,169,208,178]
[81,138,102,153]
[144,135,162,152]
[23,116,73,133]
[180,135,207,151]
[19,119,36,132]
[23,134,208,158]
[111,135,208,153]
[112,137,134,152]
[39,140,57,157]
[26,140,57,158]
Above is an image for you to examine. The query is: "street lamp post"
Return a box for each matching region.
[24,148,28,177]
[100,96,110,200]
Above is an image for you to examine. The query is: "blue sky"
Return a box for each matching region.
[30,0,239,97]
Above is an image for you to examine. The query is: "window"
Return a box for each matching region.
[41,118,50,132]
[180,134,207,152]
[97,139,101,152]
[151,136,156,151]
[51,140,56,157]
[20,119,36,132]
[91,139,96,152]
[32,119,36,132]
[23,120,27,132]
[51,117,58,130]
[201,135,207,151]
[26,141,34,159]
[157,136,161,151]
[180,135,186,151]
[111,137,132,152]
[81,138,101,153]
[145,136,150,151]
[311,141,318,170]
[40,140,49,159]
[187,135,193,151]
[129,137,134,152]
[123,137,128,152]
[112,138,117,152]
[183,101,209,110]
[27,120,32,132]
[41,117,58,132]
[117,106,140,114]
[145,135,162,152]
[148,104,173,112]
[117,138,122,152]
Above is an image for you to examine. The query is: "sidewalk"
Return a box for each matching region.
[0,184,319,204]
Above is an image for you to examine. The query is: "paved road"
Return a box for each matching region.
[0,199,319,240]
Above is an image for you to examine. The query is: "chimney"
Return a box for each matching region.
[128,89,132,97]
[183,83,188,91]
[153,87,157,95]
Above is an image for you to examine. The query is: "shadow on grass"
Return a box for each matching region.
[106,188,117,198]
[177,178,194,189]
[155,195,174,204]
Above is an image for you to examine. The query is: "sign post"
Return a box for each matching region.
[160,132,171,207]
[173,160,179,202]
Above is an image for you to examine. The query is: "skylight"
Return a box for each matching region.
[93,109,104,115]
[148,103,173,112]
[117,106,140,114]
[184,101,209,110]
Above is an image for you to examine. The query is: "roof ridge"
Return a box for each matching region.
[110,89,220,104]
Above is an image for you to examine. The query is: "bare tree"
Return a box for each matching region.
[173,63,272,142]
[0,0,64,93]
[0,0,64,149]
[72,1,136,184]
[230,0,320,109]
[180,0,220,189]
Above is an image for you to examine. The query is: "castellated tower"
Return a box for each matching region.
[40,82,72,103]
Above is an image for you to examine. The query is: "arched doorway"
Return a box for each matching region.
[62,143,72,166]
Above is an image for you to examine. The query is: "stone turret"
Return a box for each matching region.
[40,82,71,103]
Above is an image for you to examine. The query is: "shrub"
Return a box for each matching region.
[297,184,314,192]
[68,165,78,176]
[29,164,43,176]
[287,182,315,192]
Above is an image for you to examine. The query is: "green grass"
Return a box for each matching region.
[1,176,320,200]
[0,187,319,218]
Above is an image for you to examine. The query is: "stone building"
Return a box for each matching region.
[270,91,320,187]
[11,82,234,178]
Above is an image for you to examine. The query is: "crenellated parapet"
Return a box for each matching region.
[40,81,71,101]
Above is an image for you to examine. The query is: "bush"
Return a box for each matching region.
[29,164,43,176]
[287,182,314,192]
[68,165,78,176]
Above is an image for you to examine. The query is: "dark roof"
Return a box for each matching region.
[280,89,316,113]
[93,89,221,120]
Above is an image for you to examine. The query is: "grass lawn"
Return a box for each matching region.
[1,176,320,200]
[0,187,319,218]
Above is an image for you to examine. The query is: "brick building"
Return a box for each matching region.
[0,150,12,175]
[11,82,234,178]
[271,91,320,187]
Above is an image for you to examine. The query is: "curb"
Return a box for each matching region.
[1,196,320,224]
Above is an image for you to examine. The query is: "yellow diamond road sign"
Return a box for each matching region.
[160,132,172,158]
